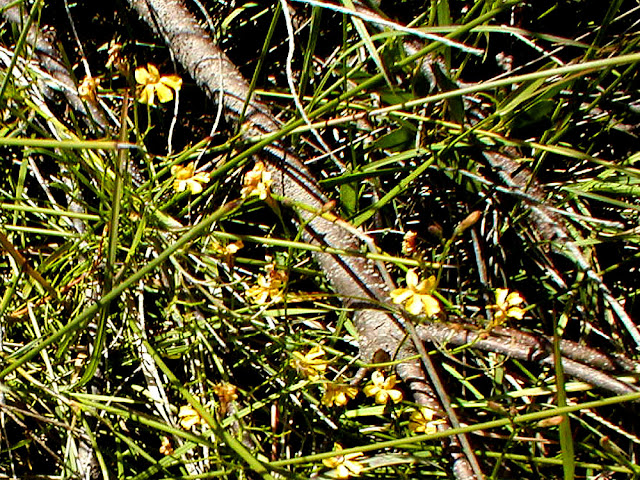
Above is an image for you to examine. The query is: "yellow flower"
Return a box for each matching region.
[363,371,403,405]
[322,383,358,407]
[135,63,182,105]
[290,346,329,381]
[322,443,364,479]
[177,405,202,430]
[159,436,174,455]
[490,288,525,325]
[241,161,272,200]
[171,162,210,194]
[246,264,287,304]
[408,407,445,434]
[213,383,238,415]
[390,269,441,317]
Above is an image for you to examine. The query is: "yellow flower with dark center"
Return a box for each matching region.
[135,63,182,105]
[322,443,364,479]
[490,288,525,325]
[290,346,328,381]
[408,407,445,434]
[390,269,441,317]
[177,405,202,430]
[322,382,358,407]
[363,370,403,405]
[171,162,210,194]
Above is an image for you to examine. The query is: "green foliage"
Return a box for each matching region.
[0,1,639,479]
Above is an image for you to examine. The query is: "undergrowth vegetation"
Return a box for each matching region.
[0,0,639,478]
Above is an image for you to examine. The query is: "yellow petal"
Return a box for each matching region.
[193,172,210,184]
[134,66,152,85]
[323,457,340,468]
[370,370,384,386]
[508,306,525,320]
[405,296,423,315]
[161,75,183,91]
[406,269,419,288]
[179,415,200,429]
[336,464,351,479]
[388,388,403,403]
[146,63,160,79]
[363,384,379,397]
[383,374,397,389]
[155,82,175,103]
[307,346,326,360]
[139,85,156,105]
[422,295,441,317]
[495,288,509,306]
[507,292,524,306]
[390,288,412,304]
[173,163,194,179]
[344,460,364,475]
[375,390,390,404]
[186,179,203,194]
[173,179,187,192]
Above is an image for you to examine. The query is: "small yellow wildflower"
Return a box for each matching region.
[290,346,329,381]
[135,63,182,105]
[322,443,364,479]
[171,162,210,194]
[390,269,441,317]
[490,288,525,325]
[363,371,403,405]
[322,382,358,407]
[246,264,287,304]
[159,436,174,455]
[213,383,238,415]
[408,407,445,434]
[78,76,99,102]
[177,405,202,430]
[241,161,272,200]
